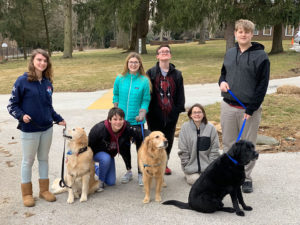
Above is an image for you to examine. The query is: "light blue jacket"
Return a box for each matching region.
[113,72,151,125]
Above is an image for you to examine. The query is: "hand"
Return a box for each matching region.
[58,120,66,126]
[23,114,31,123]
[135,109,146,122]
[244,114,251,120]
[220,81,230,92]
[113,102,118,108]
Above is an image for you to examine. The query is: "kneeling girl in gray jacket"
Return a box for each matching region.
[178,103,220,185]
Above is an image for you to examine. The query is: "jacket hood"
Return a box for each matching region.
[235,42,265,52]
[155,62,176,73]
[234,42,265,66]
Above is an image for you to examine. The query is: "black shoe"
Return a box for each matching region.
[242,181,253,193]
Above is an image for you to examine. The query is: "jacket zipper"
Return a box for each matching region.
[126,75,133,120]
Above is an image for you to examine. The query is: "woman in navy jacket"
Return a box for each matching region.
[7,49,66,207]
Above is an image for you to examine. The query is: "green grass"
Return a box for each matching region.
[0,40,299,94]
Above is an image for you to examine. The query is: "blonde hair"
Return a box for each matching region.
[235,19,255,33]
[28,49,53,83]
[121,52,152,91]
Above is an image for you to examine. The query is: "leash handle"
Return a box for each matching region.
[140,122,145,141]
[228,89,247,110]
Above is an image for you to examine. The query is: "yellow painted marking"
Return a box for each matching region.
[87,89,114,110]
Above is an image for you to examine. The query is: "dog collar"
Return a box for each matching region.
[66,147,88,156]
[78,146,88,155]
[143,162,161,168]
[226,153,238,165]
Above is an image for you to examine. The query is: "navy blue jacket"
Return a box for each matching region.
[7,72,63,132]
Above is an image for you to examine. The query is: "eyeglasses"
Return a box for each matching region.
[128,61,139,65]
[192,111,203,115]
[158,50,170,55]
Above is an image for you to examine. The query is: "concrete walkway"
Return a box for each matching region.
[0,76,300,225]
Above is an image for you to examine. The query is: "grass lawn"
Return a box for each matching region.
[0,40,299,94]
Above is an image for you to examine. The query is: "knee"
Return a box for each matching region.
[94,152,111,166]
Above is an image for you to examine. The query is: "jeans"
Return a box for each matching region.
[21,127,53,183]
[93,151,116,186]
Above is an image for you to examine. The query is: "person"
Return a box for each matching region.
[218,19,270,193]
[178,103,220,185]
[146,44,185,175]
[113,53,151,186]
[7,49,66,207]
[88,107,145,190]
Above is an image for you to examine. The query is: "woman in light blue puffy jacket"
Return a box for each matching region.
[113,52,151,186]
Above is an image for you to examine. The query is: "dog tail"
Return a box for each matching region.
[162,200,190,209]
[51,178,67,194]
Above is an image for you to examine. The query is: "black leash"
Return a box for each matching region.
[59,126,72,188]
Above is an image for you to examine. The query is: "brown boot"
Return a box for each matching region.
[39,179,56,202]
[21,182,35,207]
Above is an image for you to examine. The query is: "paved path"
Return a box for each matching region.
[0,76,300,225]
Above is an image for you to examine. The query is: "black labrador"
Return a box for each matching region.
[163,140,258,216]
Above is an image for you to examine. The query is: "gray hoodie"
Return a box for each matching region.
[178,120,220,174]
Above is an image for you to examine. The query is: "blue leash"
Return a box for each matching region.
[227,89,247,142]
[140,122,145,140]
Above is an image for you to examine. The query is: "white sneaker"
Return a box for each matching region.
[138,173,143,186]
[96,180,104,192]
[121,171,133,184]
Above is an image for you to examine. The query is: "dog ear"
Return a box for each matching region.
[144,136,152,150]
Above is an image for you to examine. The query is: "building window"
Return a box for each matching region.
[285,25,294,36]
[253,28,259,35]
[263,26,272,36]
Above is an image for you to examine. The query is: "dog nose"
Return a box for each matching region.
[254,152,259,160]
[164,140,168,147]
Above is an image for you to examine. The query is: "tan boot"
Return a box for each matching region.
[39,179,56,202]
[21,182,35,207]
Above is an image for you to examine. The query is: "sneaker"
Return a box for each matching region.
[96,180,104,192]
[138,173,143,186]
[165,167,172,175]
[242,181,253,193]
[121,171,133,184]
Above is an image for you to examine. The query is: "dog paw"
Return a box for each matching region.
[143,198,150,204]
[236,210,245,216]
[243,206,252,211]
[80,197,87,202]
[67,198,74,204]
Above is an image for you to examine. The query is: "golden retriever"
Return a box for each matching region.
[138,131,168,203]
[52,127,99,203]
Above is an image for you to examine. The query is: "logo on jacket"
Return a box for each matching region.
[47,86,52,96]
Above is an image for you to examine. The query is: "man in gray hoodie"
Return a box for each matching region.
[218,19,270,193]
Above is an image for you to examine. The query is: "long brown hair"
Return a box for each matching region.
[121,52,152,91]
[28,49,53,83]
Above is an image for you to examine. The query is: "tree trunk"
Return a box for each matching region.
[40,0,51,56]
[270,24,283,54]
[159,27,164,41]
[198,18,208,44]
[128,0,149,54]
[63,0,72,58]
[225,21,235,51]
[117,27,129,49]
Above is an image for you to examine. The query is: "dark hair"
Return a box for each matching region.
[107,107,125,121]
[187,103,208,124]
[28,49,53,83]
[156,44,171,55]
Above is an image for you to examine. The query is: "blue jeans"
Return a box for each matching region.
[93,151,116,186]
[21,127,53,183]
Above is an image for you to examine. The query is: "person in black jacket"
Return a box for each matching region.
[146,44,185,175]
[88,107,146,189]
[219,19,270,193]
